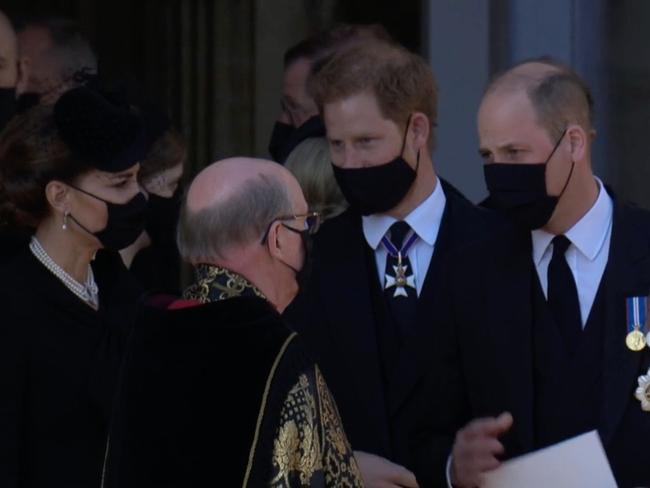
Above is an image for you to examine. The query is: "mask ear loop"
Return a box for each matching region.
[544,128,568,164]
[545,128,573,199]
[67,213,96,237]
[400,114,421,173]
[64,185,108,238]
[273,224,308,276]
[399,114,413,156]
[557,160,575,199]
[67,184,110,204]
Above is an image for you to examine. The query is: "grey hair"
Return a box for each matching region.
[284,137,347,221]
[177,172,294,263]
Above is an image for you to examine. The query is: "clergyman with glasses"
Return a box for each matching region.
[104,157,365,488]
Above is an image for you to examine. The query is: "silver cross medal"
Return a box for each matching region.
[385,251,416,298]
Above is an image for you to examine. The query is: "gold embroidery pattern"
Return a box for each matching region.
[183,264,266,303]
[271,373,322,486]
[270,368,364,487]
[315,366,364,487]
[243,333,297,488]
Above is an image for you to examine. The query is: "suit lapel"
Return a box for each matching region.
[487,232,536,454]
[599,203,648,444]
[317,212,390,436]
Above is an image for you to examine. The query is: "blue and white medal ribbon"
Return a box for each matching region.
[381,230,418,260]
[625,296,647,352]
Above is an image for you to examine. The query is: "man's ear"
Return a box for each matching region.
[44,180,70,214]
[410,112,430,153]
[15,57,30,96]
[567,124,587,163]
[265,221,286,260]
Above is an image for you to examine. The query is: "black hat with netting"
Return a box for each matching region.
[54,86,147,173]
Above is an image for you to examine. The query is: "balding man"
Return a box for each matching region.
[105,158,364,487]
[16,17,97,105]
[436,59,650,487]
[0,10,23,130]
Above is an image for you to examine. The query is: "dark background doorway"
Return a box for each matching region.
[3,0,422,178]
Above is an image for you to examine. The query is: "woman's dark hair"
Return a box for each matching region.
[0,105,90,229]
[138,128,186,185]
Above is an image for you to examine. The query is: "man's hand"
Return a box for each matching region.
[354,450,419,488]
[450,412,513,488]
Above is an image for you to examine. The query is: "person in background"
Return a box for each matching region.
[284,136,348,222]
[16,16,97,106]
[0,86,147,487]
[120,107,186,294]
[0,9,29,259]
[105,157,364,487]
[269,23,391,163]
[0,10,26,132]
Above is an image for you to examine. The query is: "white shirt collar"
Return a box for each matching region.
[531,177,613,265]
[362,178,446,250]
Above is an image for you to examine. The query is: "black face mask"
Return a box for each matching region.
[0,87,17,132]
[483,129,572,230]
[268,121,294,162]
[15,92,41,113]
[268,115,326,163]
[332,118,418,216]
[280,224,313,293]
[68,186,148,250]
[145,190,182,246]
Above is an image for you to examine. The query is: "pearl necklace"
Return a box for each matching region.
[29,237,99,309]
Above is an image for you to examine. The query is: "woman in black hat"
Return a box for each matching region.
[0,86,147,487]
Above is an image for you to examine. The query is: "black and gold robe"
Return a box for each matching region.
[104,264,363,487]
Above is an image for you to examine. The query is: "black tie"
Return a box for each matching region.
[547,235,582,353]
[383,221,418,340]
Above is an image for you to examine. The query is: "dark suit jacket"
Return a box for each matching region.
[438,198,650,488]
[285,179,500,487]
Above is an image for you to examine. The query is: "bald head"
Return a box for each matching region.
[487,61,560,97]
[0,10,18,88]
[484,58,594,140]
[179,157,305,263]
[186,157,296,212]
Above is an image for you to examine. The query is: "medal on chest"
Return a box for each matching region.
[385,252,416,298]
[382,229,418,298]
[625,296,648,352]
[635,367,650,412]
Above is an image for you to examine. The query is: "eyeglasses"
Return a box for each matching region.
[260,211,321,244]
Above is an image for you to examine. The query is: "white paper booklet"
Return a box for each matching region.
[482,430,618,488]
